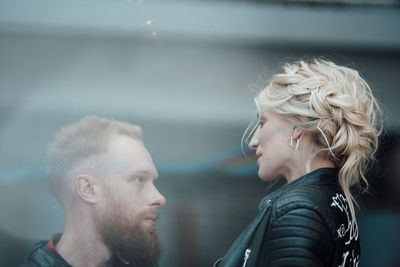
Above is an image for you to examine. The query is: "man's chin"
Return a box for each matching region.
[98,219,161,267]
[120,233,161,267]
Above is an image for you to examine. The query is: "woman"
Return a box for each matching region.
[214,59,382,267]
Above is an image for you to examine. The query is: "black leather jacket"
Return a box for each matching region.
[19,235,136,267]
[214,168,360,267]
[19,238,72,267]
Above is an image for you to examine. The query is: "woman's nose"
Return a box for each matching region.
[249,136,259,151]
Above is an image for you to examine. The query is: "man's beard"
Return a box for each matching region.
[96,206,161,267]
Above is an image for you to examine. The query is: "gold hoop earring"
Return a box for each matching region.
[290,136,295,149]
[290,136,300,149]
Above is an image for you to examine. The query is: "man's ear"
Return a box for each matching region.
[74,174,97,204]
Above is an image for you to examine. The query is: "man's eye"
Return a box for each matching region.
[258,120,265,127]
[134,177,144,183]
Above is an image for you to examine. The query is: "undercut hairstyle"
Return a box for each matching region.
[47,116,142,203]
[247,58,383,221]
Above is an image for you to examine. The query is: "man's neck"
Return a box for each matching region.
[55,218,114,267]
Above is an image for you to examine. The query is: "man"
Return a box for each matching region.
[20,116,166,267]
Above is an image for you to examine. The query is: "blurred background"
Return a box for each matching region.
[0,0,400,266]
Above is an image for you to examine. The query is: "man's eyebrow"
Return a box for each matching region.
[128,170,157,179]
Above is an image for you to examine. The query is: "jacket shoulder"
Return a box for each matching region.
[271,181,341,235]
[274,184,329,215]
[19,240,69,267]
[263,184,338,266]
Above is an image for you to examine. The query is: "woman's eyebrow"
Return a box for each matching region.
[259,113,267,120]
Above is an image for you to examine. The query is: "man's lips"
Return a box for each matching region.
[144,213,159,227]
[144,218,156,227]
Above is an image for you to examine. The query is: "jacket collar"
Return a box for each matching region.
[28,237,72,267]
[259,168,339,210]
[289,167,339,187]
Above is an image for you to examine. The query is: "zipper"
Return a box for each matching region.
[242,249,251,267]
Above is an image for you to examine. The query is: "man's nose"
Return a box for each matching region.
[151,185,166,208]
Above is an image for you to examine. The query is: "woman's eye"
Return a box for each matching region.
[258,120,265,127]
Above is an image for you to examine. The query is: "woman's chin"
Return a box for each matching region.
[258,170,272,181]
[258,168,283,182]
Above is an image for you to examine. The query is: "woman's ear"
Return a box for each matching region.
[292,126,304,140]
[74,174,97,204]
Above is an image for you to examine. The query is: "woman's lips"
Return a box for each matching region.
[256,153,262,165]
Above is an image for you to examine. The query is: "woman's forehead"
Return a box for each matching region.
[257,110,275,119]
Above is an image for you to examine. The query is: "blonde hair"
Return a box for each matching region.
[252,58,383,221]
[47,115,142,203]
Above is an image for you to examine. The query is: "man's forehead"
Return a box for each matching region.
[107,135,152,159]
[98,135,157,173]
[94,155,158,181]
[108,134,145,151]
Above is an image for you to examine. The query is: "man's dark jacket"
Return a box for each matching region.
[214,168,361,267]
[19,235,137,267]
[19,238,72,267]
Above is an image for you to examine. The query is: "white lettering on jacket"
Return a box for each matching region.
[331,193,360,267]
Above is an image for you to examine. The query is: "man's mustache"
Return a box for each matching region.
[140,209,160,221]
